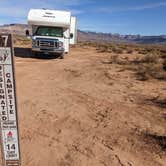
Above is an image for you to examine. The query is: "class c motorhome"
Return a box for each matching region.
[27,9,77,59]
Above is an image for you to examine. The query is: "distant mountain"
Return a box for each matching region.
[0,24,166,44]
[133,35,166,44]
[0,24,30,36]
[78,30,166,44]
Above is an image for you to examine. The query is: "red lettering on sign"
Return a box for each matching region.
[7,131,13,138]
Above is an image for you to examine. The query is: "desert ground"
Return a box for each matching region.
[0,39,166,166]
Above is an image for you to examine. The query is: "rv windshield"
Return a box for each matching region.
[36,27,63,37]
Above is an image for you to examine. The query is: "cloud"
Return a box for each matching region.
[129,2,166,11]
[0,0,89,25]
[99,2,166,13]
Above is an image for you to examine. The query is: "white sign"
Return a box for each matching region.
[0,34,21,166]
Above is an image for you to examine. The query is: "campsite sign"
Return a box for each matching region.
[0,34,21,166]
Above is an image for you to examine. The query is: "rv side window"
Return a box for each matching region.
[36,26,63,37]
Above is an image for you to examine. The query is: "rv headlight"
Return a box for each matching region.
[32,36,36,40]
[32,40,39,47]
[59,42,63,48]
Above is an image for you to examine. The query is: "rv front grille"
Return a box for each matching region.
[38,40,59,48]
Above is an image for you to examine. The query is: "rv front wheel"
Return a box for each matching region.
[59,53,64,59]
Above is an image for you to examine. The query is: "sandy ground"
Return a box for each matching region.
[0,45,166,166]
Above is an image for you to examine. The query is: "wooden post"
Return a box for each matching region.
[0,34,21,166]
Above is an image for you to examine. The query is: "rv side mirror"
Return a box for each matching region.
[70,33,73,39]
[26,30,30,36]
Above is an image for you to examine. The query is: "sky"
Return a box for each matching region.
[0,0,166,35]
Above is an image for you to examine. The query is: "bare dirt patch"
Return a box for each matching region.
[0,42,165,166]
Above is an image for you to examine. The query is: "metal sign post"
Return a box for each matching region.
[0,34,21,166]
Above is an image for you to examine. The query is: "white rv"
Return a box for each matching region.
[27,9,77,58]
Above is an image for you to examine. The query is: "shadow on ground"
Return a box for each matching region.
[14,47,60,59]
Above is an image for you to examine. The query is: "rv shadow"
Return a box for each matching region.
[14,47,60,59]
[14,47,32,58]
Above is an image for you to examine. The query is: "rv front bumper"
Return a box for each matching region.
[32,47,64,54]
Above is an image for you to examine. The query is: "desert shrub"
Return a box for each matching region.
[109,55,119,64]
[136,64,153,81]
[126,48,133,54]
[93,42,125,54]
[112,47,123,54]
[138,49,149,55]
[97,45,109,53]
[135,63,166,81]
[81,42,166,81]
[163,59,166,71]
[126,53,166,81]
[118,45,126,50]
[160,49,166,58]
[132,54,158,65]
[141,54,158,64]
[142,132,166,150]
[154,71,166,80]
[149,98,166,109]
[135,47,141,52]
[107,54,130,65]
[160,49,166,54]
[79,41,95,47]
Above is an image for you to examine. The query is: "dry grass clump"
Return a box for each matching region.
[135,63,165,81]
[78,42,126,54]
[126,48,133,54]
[80,41,166,81]
[139,54,158,64]
[134,53,166,81]
[163,59,166,71]
[96,43,125,54]
[108,55,130,65]
[103,49,166,81]
[142,132,166,151]
[79,41,98,47]
[97,44,109,53]
[160,49,166,58]
[112,47,123,54]
[146,97,166,109]
[138,49,150,55]
[109,55,119,64]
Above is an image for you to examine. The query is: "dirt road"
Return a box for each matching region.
[1,45,165,166]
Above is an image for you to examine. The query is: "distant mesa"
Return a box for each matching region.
[0,23,31,36]
[0,23,166,44]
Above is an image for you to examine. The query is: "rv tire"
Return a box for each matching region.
[59,53,64,59]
